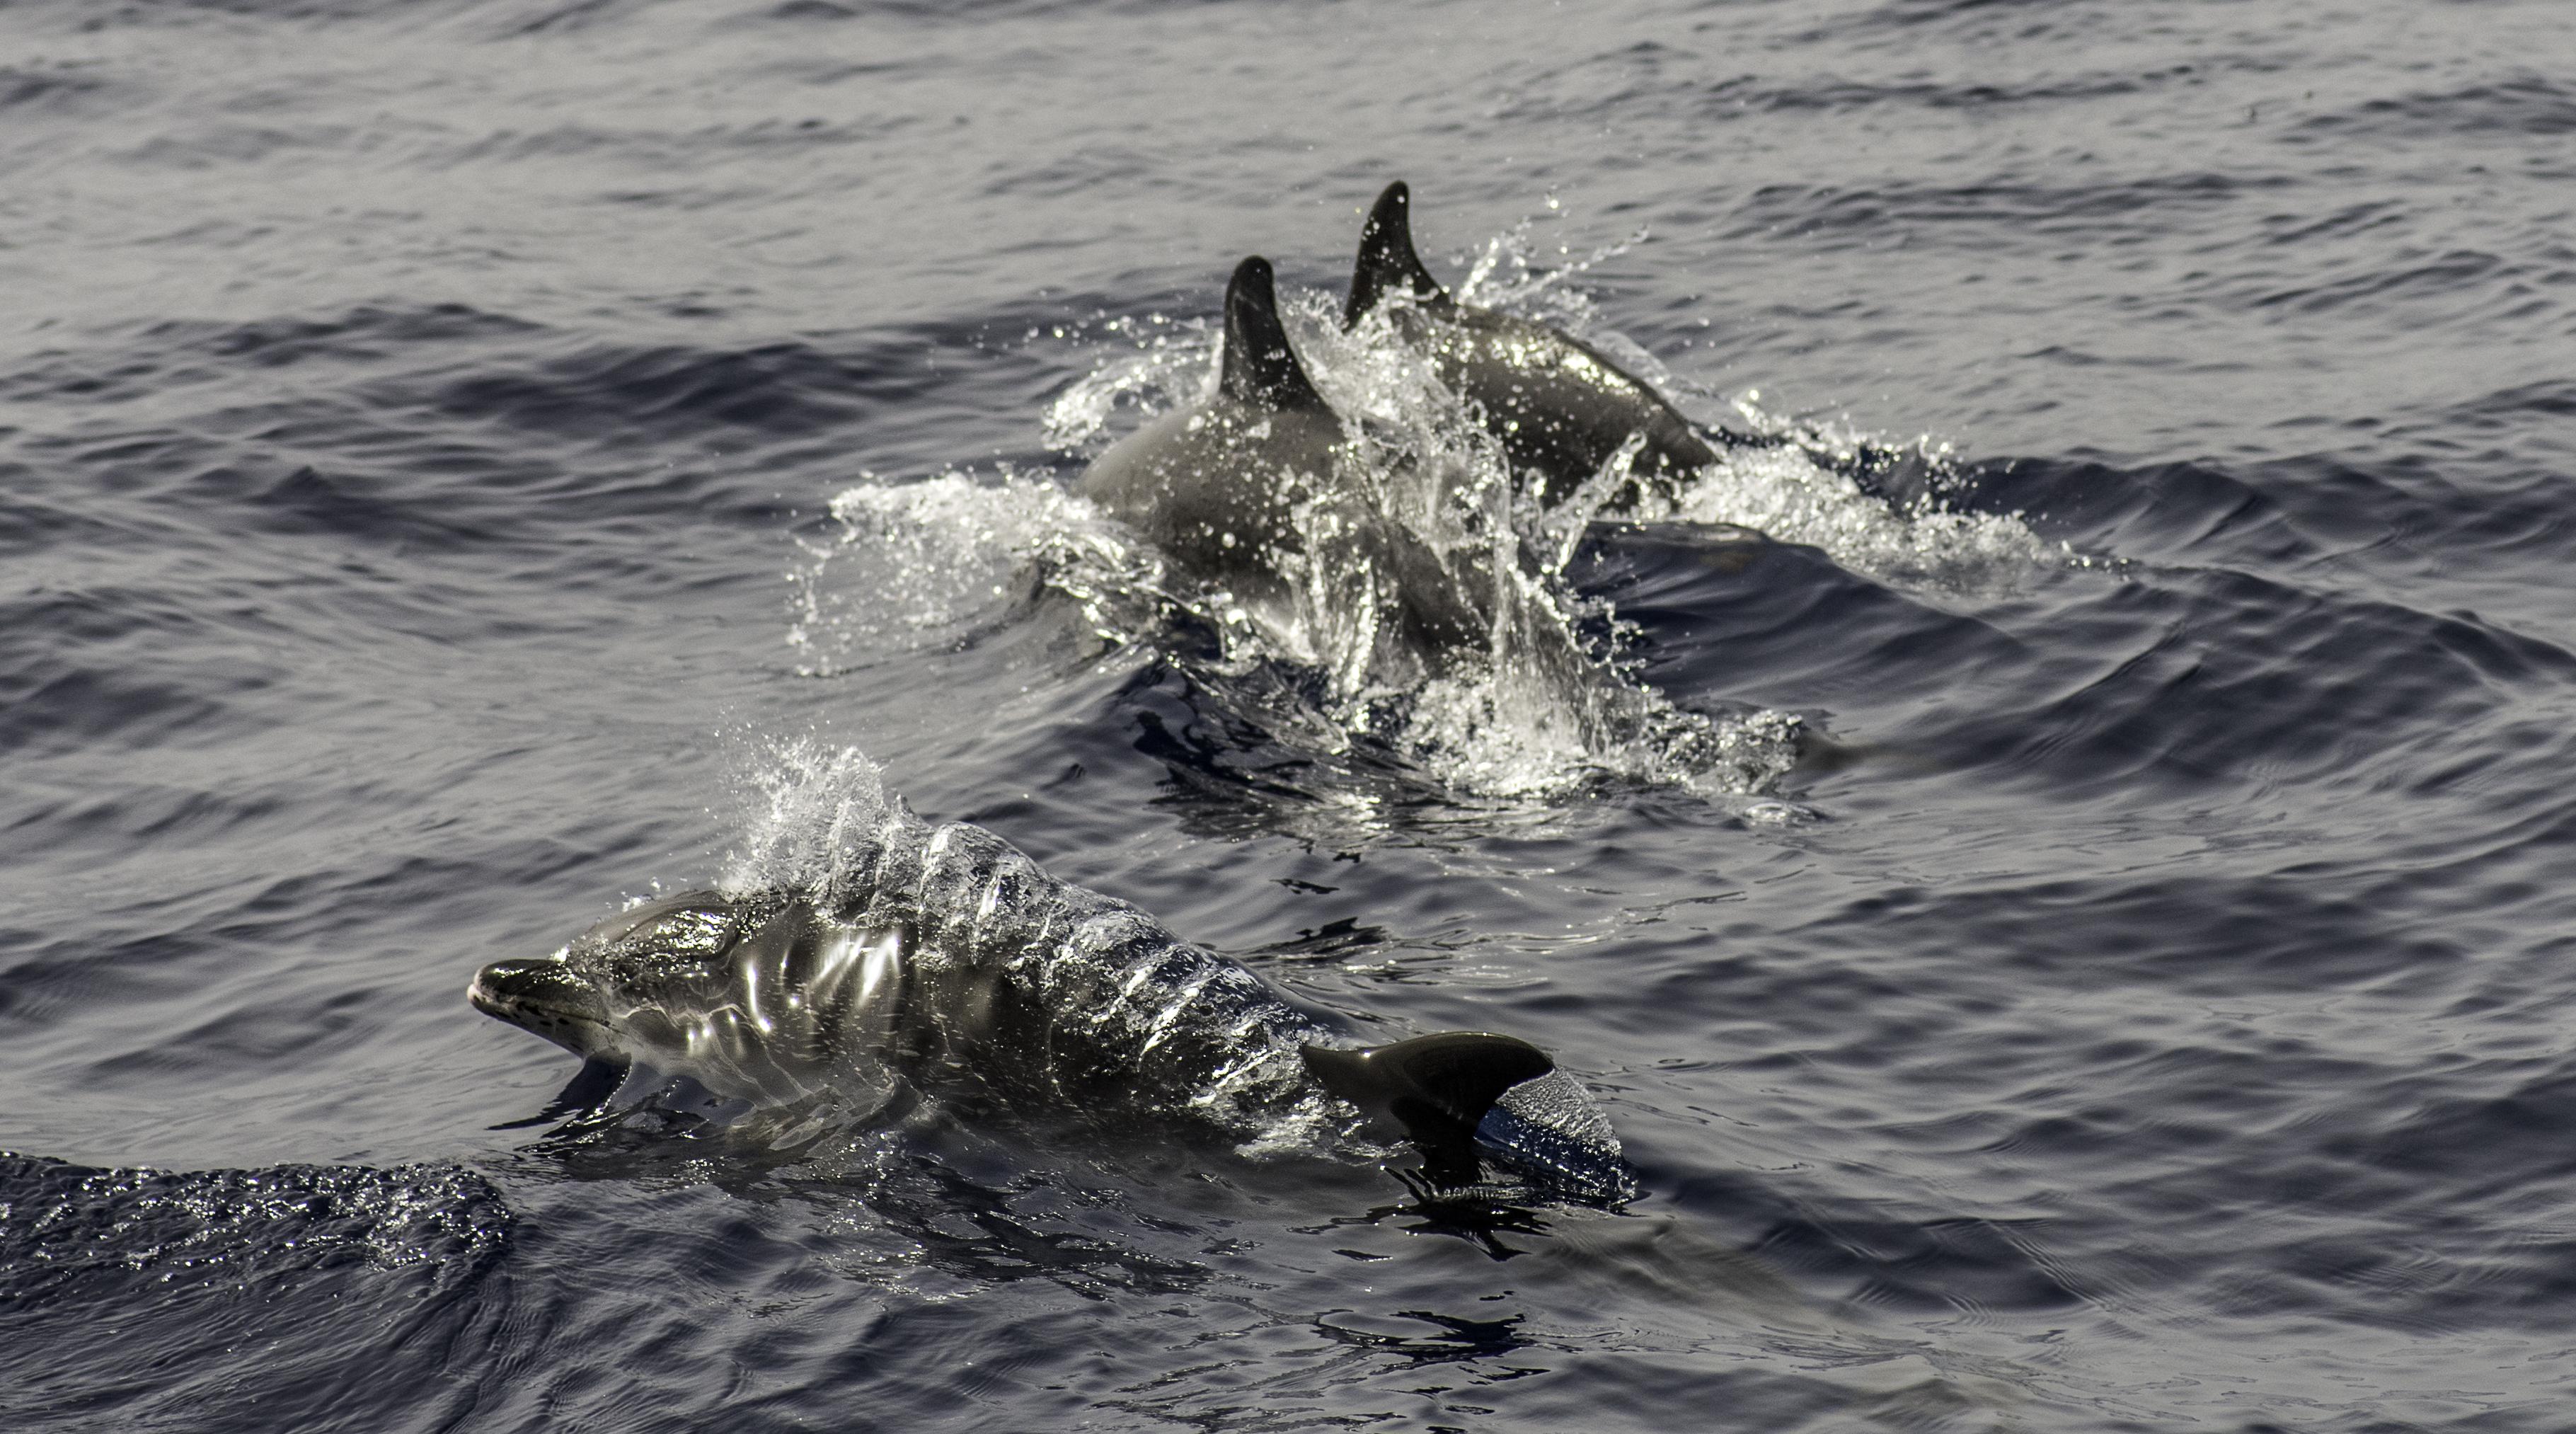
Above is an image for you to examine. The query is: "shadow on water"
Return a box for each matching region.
[460,1064,2066,1429]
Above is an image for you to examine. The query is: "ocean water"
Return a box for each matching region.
[6,0,2576,1428]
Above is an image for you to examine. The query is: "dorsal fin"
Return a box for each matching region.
[1220,256,1328,411]
[1301,1031,1555,1132]
[1343,180,1451,328]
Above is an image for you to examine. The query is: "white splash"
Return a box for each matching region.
[1667,421,2075,595]
[787,466,1110,676]
[801,216,2086,805]
[1435,214,2081,595]
[1039,311,1218,457]
[720,737,911,910]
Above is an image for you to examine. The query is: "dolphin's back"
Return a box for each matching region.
[1415,306,1718,506]
[1075,256,1355,615]
[1075,397,1342,590]
[1073,253,1500,662]
[855,815,1340,1142]
[1345,180,1723,506]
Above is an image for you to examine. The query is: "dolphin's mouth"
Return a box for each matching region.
[469,958,617,1057]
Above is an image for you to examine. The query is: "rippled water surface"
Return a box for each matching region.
[8,1,2576,1428]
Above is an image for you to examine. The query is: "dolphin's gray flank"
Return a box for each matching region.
[1076,256,1336,614]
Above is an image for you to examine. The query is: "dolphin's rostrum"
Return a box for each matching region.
[471,804,1635,1201]
[1347,180,1754,507]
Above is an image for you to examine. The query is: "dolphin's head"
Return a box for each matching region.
[470,890,908,1108]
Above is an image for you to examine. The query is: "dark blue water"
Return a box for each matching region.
[8,0,2576,1428]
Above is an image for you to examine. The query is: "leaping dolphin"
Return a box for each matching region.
[1345,180,1752,507]
[469,810,1635,1202]
[1076,255,1485,657]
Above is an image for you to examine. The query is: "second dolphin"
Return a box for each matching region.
[1345,180,1754,507]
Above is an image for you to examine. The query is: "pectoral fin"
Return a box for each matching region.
[488,1054,628,1130]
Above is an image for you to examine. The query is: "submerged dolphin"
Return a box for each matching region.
[470,811,1633,1200]
[1076,255,1483,655]
[1345,180,1749,507]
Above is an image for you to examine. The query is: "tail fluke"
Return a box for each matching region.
[1303,1031,1635,1203]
